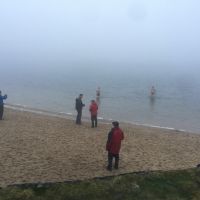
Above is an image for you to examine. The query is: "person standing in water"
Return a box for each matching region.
[75,94,85,125]
[150,86,156,96]
[96,87,100,98]
[89,100,98,128]
[0,91,8,120]
[96,87,101,105]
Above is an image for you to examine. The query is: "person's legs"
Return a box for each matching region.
[76,112,79,124]
[79,110,82,124]
[91,116,95,127]
[107,152,113,171]
[76,110,82,124]
[94,115,97,127]
[114,154,119,169]
[0,105,3,120]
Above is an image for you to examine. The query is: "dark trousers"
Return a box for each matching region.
[76,110,82,124]
[0,105,3,120]
[91,115,97,127]
[107,152,119,170]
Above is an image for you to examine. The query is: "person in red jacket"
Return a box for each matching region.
[89,100,98,128]
[106,121,124,171]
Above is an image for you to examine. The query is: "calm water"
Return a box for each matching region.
[1,65,200,133]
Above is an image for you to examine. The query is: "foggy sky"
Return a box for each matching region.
[0,0,200,70]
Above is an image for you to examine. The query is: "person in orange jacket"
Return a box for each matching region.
[89,100,98,128]
[106,121,124,171]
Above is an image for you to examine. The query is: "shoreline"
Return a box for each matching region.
[5,103,193,134]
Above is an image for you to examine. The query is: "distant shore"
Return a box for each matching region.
[0,107,200,187]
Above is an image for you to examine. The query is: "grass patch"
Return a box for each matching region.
[1,168,200,200]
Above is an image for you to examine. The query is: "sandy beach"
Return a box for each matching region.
[0,108,200,187]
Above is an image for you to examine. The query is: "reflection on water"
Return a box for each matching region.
[96,96,100,106]
[149,95,156,110]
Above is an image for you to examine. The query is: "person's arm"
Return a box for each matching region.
[121,131,124,140]
[106,129,113,151]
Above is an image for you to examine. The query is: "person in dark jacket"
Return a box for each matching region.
[89,100,98,128]
[0,91,8,120]
[75,94,85,125]
[106,121,124,171]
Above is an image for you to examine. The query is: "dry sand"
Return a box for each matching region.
[0,108,200,187]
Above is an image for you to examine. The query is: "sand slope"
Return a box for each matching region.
[0,108,200,187]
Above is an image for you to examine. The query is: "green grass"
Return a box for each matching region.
[1,168,200,200]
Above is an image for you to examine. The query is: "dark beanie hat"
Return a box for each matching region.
[112,121,119,127]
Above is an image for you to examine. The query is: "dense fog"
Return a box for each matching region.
[0,0,199,74]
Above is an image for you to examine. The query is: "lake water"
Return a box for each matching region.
[1,65,200,133]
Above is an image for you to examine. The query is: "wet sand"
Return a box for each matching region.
[0,108,200,187]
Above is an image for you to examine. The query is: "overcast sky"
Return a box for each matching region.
[0,0,200,70]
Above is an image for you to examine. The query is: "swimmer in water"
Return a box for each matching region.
[96,87,101,105]
[96,87,100,98]
[150,86,156,96]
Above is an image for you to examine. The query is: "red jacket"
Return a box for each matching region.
[106,127,124,154]
[89,102,98,116]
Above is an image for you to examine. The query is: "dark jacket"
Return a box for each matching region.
[106,127,124,154]
[75,98,85,111]
[0,95,7,105]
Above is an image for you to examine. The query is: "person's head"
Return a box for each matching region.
[91,100,95,103]
[79,94,83,99]
[112,121,119,128]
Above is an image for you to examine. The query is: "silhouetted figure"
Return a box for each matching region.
[89,100,98,128]
[106,121,124,171]
[96,87,100,98]
[0,91,8,120]
[75,94,85,125]
[96,87,101,105]
[150,86,156,96]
